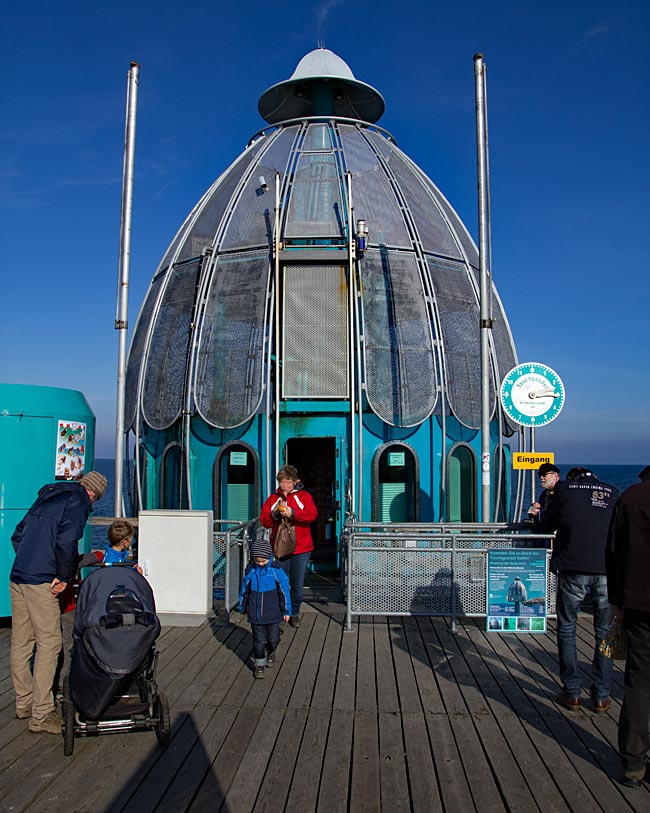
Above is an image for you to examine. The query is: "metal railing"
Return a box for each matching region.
[215,518,257,615]
[342,522,555,631]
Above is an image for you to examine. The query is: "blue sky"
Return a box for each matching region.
[1,0,648,464]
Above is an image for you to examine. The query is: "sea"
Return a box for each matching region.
[90,459,643,545]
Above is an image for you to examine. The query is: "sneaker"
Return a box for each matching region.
[554,691,581,711]
[289,615,301,628]
[254,665,265,679]
[29,711,62,734]
[16,707,32,719]
[266,651,275,666]
[621,768,646,789]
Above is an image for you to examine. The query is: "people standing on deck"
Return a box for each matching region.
[528,463,561,529]
[540,467,619,713]
[260,465,317,628]
[9,471,107,733]
[605,464,650,788]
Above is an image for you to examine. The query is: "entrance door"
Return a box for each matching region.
[286,437,341,572]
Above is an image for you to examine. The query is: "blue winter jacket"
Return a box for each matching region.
[237,558,292,624]
[10,481,92,585]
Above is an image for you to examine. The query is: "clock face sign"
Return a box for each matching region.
[500,363,565,427]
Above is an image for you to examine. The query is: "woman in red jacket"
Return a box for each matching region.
[260,466,317,628]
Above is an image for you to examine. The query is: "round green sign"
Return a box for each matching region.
[500,362,565,427]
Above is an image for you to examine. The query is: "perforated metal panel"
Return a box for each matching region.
[339,125,411,248]
[282,264,348,398]
[124,272,166,430]
[141,259,201,430]
[176,141,265,263]
[284,152,344,238]
[425,256,490,428]
[360,249,437,426]
[371,135,463,260]
[194,251,269,428]
[220,127,298,251]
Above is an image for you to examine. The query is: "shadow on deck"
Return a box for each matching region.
[0,578,646,812]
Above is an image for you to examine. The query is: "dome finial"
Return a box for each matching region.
[258,47,385,124]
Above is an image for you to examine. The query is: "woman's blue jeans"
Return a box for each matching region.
[555,573,613,700]
[277,551,311,616]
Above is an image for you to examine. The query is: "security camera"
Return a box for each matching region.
[259,175,268,192]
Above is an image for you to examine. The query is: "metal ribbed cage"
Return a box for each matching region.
[194,251,269,428]
[282,264,349,398]
[360,249,437,426]
[124,272,166,430]
[339,125,411,248]
[284,152,344,238]
[425,256,493,428]
[141,259,201,430]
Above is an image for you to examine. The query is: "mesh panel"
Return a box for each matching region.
[339,125,411,248]
[285,152,344,238]
[124,272,166,430]
[360,249,437,426]
[141,260,201,430]
[176,140,266,263]
[369,135,462,259]
[282,264,348,398]
[418,172,480,268]
[425,257,493,428]
[194,252,269,428]
[220,128,298,251]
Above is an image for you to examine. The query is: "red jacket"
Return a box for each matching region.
[260,483,318,555]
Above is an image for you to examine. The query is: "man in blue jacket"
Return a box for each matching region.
[541,467,619,713]
[10,470,107,733]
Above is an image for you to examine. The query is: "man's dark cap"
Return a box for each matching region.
[538,463,560,476]
[566,466,593,481]
[638,465,650,482]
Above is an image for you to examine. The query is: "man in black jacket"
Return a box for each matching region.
[605,465,650,788]
[10,471,107,734]
[541,467,619,713]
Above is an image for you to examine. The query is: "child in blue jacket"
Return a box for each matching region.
[238,533,291,678]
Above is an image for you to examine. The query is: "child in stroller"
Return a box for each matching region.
[62,563,170,755]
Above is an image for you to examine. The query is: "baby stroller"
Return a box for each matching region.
[62,564,170,756]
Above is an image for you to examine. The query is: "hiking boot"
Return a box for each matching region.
[16,706,32,719]
[29,711,62,734]
[592,697,611,714]
[254,665,265,679]
[289,615,301,628]
[554,691,581,711]
[266,651,275,666]
[621,768,646,789]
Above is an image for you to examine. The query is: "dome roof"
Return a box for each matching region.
[258,47,385,124]
[126,52,517,436]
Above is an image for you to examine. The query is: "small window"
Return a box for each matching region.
[161,444,188,509]
[214,443,258,522]
[447,445,476,522]
[374,444,418,522]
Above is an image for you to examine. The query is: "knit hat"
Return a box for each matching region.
[79,471,108,499]
[250,531,273,560]
[538,463,560,476]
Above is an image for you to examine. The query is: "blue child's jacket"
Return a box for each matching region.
[237,558,292,624]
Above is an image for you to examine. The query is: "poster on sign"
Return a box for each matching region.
[55,420,87,480]
[487,548,547,633]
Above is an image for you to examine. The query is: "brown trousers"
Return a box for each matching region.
[10,582,61,719]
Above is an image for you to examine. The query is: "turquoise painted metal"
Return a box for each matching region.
[0,383,96,616]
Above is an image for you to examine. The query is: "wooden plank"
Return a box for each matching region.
[397,711,442,813]
[374,618,399,713]
[378,711,411,811]
[177,625,250,708]
[332,617,358,712]
[355,617,377,713]
[284,708,331,813]
[423,712,476,812]
[252,707,309,812]
[316,708,354,813]
[311,614,344,710]
[189,706,264,812]
[349,710,380,813]
[264,614,315,709]
[388,618,421,714]
[288,613,330,709]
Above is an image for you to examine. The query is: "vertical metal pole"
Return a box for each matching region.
[474,54,492,523]
[347,173,356,516]
[274,172,281,477]
[530,426,536,510]
[114,62,139,517]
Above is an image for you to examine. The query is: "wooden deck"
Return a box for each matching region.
[0,579,648,813]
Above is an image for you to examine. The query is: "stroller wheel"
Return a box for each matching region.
[62,677,75,757]
[155,693,170,748]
